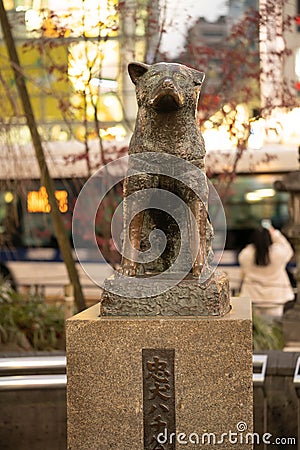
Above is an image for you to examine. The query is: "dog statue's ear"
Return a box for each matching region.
[189,68,205,86]
[128,62,150,84]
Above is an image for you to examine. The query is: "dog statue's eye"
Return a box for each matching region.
[173,72,187,81]
[149,72,161,78]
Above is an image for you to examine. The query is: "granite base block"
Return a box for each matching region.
[100,270,230,317]
[66,298,253,450]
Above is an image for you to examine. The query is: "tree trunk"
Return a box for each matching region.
[0,1,86,311]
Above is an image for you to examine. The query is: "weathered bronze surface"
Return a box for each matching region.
[121,61,211,278]
[100,61,230,316]
[101,271,230,316]
[142,349,176,450]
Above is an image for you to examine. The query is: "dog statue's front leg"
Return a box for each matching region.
[121,208,145,277]
[190,199,207,277]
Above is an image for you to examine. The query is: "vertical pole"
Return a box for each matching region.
[64,284,75,320]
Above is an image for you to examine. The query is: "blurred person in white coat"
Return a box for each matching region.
[238,222,294,319]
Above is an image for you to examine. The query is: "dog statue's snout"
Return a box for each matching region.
[150,75,183,110]
[161,77,175,89]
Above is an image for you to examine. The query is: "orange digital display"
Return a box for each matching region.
[27,186,68,213]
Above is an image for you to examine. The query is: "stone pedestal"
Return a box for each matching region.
[101,271,230,317]
[66,298,253,449]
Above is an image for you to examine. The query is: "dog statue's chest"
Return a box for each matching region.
[129,113,205,161]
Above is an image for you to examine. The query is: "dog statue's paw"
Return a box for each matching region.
[192,263,203,278]
[120,264,137,277]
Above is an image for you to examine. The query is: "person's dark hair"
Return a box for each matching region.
[251,226,273,266]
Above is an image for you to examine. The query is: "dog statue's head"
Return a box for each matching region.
[128,62,205,113]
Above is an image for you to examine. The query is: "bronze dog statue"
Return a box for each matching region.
[121,61,212,278]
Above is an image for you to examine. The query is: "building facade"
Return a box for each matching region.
[0,0,148,150]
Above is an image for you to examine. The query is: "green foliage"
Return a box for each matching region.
[0,286,65,351]
[252,311,284,351]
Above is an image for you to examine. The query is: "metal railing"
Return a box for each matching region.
[0,354,266,390]
[294,356,300,450]
[253,354,268,449]
[0,355,66,390]
[253,354,268,386]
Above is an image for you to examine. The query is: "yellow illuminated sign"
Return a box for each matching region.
[27,186,68,213]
